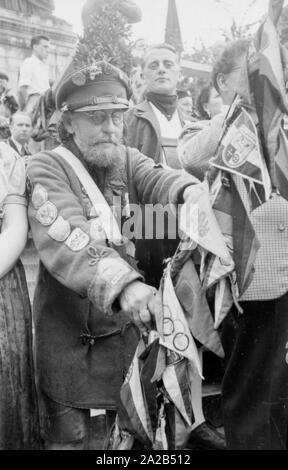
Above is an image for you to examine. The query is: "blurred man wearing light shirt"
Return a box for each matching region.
[18,35,51,117]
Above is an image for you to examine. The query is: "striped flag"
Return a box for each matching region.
[201,249,235,328]
[162,357,193,426]
[138,338,166,437]
[117,333,196,449]
[118,340,154,447]
[117,333,171,449]
[201,164,260,324]
[249,0,288,198]
[162,359,194,450]
[230,176,260,296]
[117,260,204,449]
[203,175,234,293]
[160,354,195,450]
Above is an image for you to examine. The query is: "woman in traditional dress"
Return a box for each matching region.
[0,141,40,449]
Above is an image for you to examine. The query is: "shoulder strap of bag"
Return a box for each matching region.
[125,147,138,205]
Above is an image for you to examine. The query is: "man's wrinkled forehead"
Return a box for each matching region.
[143,47,179,68]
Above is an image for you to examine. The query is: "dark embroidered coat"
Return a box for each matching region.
[27,143,196,409]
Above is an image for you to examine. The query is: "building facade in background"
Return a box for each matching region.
[0,2,77,95]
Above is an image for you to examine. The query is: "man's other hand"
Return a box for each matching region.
[119,281,162,334]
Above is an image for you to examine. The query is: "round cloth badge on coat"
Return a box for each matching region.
[36,201,58,226]
[32,184,48,209]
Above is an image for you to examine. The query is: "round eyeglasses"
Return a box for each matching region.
[79,110,124,126]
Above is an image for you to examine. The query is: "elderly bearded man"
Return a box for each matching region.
[26,59,201,450]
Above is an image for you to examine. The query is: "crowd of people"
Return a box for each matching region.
[1,0,288,453]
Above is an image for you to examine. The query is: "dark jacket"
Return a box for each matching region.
[126,100,186,286]
[27,144,196,409]
[126,100,162,163]
[126,99,185,163]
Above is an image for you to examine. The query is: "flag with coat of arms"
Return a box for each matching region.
[248,0,288,199]
[106,2,288,448]
[193,0,288,327]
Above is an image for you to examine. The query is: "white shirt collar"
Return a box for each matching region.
[150,102,182,139]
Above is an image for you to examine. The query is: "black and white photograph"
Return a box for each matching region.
[0,0,287,456]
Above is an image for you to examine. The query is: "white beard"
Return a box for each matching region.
[82,142,123,169]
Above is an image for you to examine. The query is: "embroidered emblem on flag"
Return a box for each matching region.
[212,107,271,198]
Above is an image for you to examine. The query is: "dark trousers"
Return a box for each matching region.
[221,293,288,450]
[39,390,116,450]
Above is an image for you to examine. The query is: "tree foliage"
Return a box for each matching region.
[181,0,263,103]
[74,0,133,76]
[182,0,262,66]
[214,0,261,41]
[182,43,215,65]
